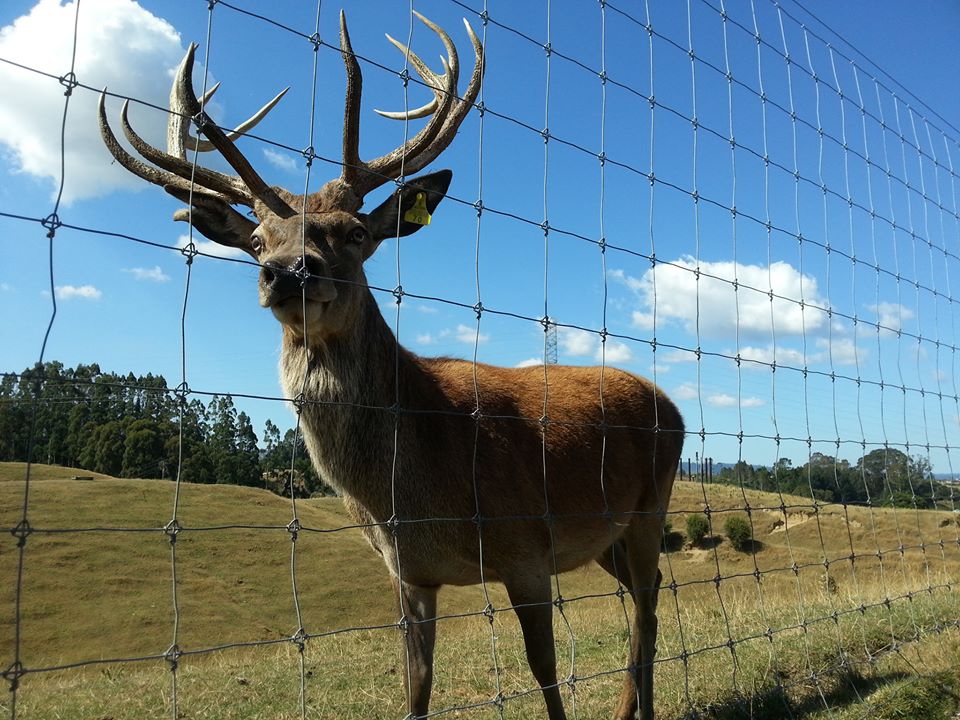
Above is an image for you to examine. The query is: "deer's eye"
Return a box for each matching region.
[251,235,264,255]
[348,227,368,245]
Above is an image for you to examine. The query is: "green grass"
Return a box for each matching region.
[3,463,960,718]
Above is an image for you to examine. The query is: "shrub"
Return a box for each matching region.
[686,513,710,546]
[724,515,753,552]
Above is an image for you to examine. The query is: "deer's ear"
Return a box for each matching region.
[364,170,453,246]
[165,185,258,258]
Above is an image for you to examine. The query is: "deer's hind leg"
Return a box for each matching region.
[596,518,664,720]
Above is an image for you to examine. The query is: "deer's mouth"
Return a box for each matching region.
[268,295,330,325]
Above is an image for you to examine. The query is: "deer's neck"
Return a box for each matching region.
[277,290,427,506]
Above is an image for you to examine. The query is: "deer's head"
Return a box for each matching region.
[100,11,483,341]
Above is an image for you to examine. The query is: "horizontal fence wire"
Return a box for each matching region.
[1,0,959,719]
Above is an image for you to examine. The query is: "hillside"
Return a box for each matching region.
[2,463,959,719]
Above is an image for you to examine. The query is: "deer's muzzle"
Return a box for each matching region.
[259,255,336,312]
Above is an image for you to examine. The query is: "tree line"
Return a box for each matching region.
[712,451,947,508]
[0,362,330,497]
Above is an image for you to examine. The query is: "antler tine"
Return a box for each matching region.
[395,17,484,178]
[190,87,290,153]
[364,15,482,185]
[338,11,478,200]
[171,44,295,218]
[99,90,230,200]
[339,9,363,189]
[120,99,252,205]
[374,43,455,121]
[168,80,220,158]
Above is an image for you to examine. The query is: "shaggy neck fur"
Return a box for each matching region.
[278,288,439,513]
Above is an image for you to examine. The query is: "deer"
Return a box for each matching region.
[98,11,684,720]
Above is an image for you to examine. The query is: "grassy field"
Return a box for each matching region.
[2,461,960,719]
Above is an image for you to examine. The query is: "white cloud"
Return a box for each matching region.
[123,265,170,282]
[869,302,915,336]
[176,233,246,260]
[662,382,766,409]
[674,382,698,400]
[55,284,101,300]
[610,258,827,340]
[263,148,299,172]
[415,333,435,345]
[660,349,698,364]
[454,323,489,345]
[814,337,862,366]
[597,340,633,364]
[416,304,439,314]
[558,328,596,357]
[0,0,193,202]
[738,345,808,367]
[516,357,542,368]
[707,393,737,408]
[631,310,655,331]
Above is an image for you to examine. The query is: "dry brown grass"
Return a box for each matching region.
[2,464,959,718]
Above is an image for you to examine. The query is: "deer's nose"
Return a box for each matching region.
[260,257,302,299]
[260,255,327,302]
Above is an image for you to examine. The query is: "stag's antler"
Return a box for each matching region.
[100,13,482,222]
[99,44,295,218]
[336,10,484,200]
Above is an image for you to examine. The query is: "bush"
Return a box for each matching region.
[686,513,710,546]
[724,515,753,552]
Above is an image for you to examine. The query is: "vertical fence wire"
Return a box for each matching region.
[2,1,81,717]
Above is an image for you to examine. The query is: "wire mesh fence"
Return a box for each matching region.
[2,0,959,718]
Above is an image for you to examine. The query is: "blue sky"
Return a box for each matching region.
[1,0,959,473]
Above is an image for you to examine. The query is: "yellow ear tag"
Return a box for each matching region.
[403,192,432,226]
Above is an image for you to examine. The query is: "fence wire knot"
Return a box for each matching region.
[291,626,308,652]
[191,109,213,135]
[41,212,61,239]
[11,519,32,548]
[2,661,25,692]
[163,519,181,543]
[164,643,181,671]
[58,71,78,96]
[173,381,190,405]
[179,240,198,264]
[292,392,307,415]
[287,518,301,541]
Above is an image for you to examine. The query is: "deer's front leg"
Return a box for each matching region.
[393,578,439,718]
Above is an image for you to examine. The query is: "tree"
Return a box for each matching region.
[122,419,165,478]
[233,412,261,487]
[90,420,125,477]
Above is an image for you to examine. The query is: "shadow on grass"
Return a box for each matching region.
[736,538,764,554]
[693,536,723,550]
[681,667,959,720]
[663,531,685,553]
[681,669,900,720]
